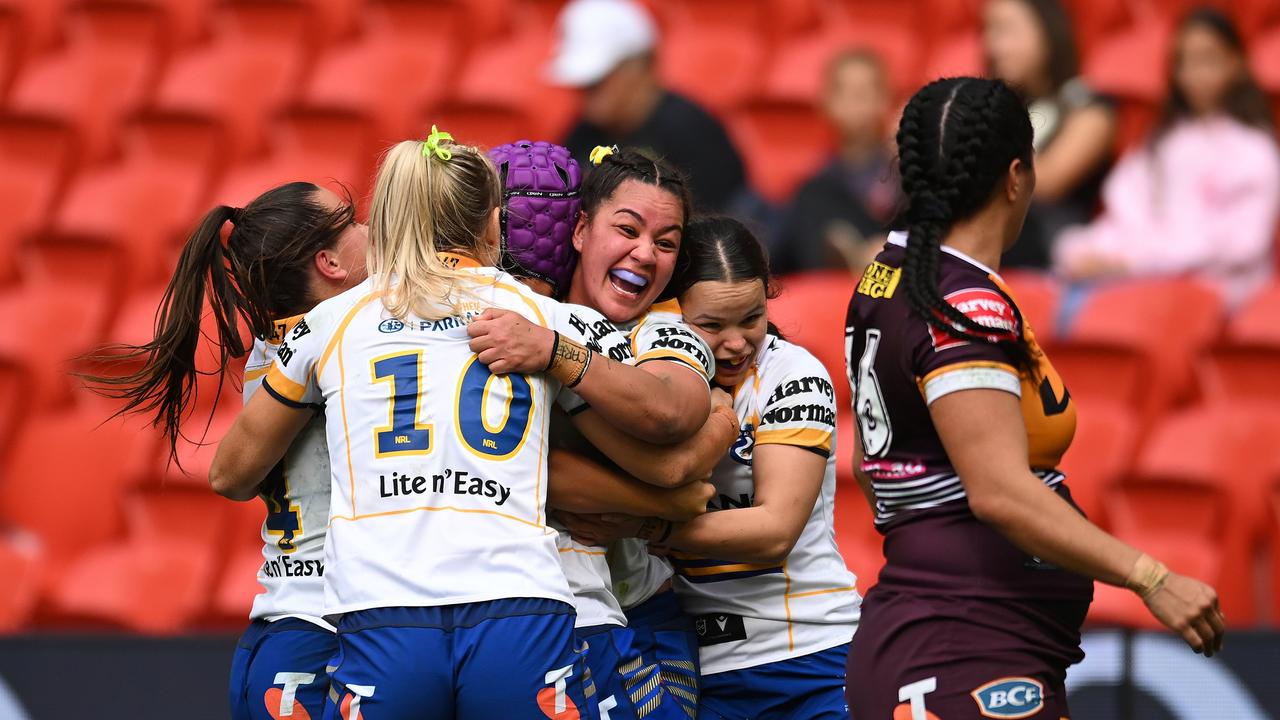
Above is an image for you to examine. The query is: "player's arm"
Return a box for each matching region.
[548,449,714,522]
[467,308,710,444]
[931,388,1224,656]
[848,423,877,512]
[210,391,313,501]
[568,392,739,488]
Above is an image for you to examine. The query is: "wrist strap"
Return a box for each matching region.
[1126,553,1170,599]
[548,334,592,388]
[544,331,561,372]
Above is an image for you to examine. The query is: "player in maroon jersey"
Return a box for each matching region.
[843,77,1223,719]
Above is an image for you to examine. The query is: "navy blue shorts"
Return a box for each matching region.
[699,643,851,720]
[230,618,337,720]
[623,590,700,718]
[322,598,588,720]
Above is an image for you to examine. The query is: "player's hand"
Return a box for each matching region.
[1143,573,1225,657]
[710,388,733,414]
[555,511,642,546]
[467,308,555,375]
[663,479,715,522]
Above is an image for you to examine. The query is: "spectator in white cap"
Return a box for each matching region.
[549,0,747,213]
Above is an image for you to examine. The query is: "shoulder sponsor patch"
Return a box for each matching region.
[971,677,1045,719]
[856,261,901,299]
[929,287,1020,352]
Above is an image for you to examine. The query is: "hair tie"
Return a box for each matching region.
[588,145,618,166]
[913,196,951,223]
[423,124,454,161]
[229,206,245,225]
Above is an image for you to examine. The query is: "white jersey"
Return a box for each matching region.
[263,260,636,617]
[553,300,714,628]
[605,301,709,610]
[671,336,861,674]
[244,316,333,630]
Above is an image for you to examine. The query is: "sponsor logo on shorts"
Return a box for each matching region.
[971,677,1045,719]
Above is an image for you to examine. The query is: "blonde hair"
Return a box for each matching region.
[367,137,502,320]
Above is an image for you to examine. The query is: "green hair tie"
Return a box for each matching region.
[423,124,454,161]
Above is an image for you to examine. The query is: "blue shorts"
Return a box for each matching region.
[622,590,700,717]
[578,622,697,720]
[230,618,337,720]
[322,598,588,720]
[698,643,851,720]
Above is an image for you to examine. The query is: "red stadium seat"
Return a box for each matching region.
[0,113,76,283]
[1083,22,1170,103]
[7,3,163,161]
[165,394,242,489]
[659,25,763,113]
[447,29,578,142]
[45,488,230,632]
[49,113,221,285]
[210,109,375,211]
[1043,341,1148,418]
[153,2,309,161]
[210,500,266,625]
[1252,26,1280,107]
[1062,0,1134,59]
[728,99,835,204]
[763,21,922,103]
[0,529,41,631]
[0,0,69,55]
[0,406,144,585]
[1201,282,1280,405]
[769,271,857,411]
[1057,400,1137,528]
[832,482,884,591]
[1064,278,1225,421]
[304,1,461,144]
[1269,484,1280,621]
[433,100,546,153]
[925,32,983,81]
[1000,270,1062,342]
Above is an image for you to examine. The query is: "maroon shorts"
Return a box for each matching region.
[846,588,1088,719]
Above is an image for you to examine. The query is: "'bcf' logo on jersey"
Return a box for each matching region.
[730,423,755,466]
[378,318,405,334]
[970,677,1044,718]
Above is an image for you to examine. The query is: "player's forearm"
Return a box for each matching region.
[666,507,798,566]
[567,355,710,444]
[573,405,738,488]
[969,472,1140,587]
[210,424,274,501]
[548,450,706,521]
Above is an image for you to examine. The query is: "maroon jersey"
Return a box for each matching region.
[844,233,1091,605]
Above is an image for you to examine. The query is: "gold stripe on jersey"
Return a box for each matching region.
[635,349,703,370]
[755,427,833,453]
[787,585,858,599]
[559,546,608,556]
[267,313,307,345]
[316,291,383,378]
[265,365,309,403]
[330,502,546,529]
[649,299,682,315]
[245,365,270,382]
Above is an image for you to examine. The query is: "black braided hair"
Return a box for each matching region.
[894,77,1037,374]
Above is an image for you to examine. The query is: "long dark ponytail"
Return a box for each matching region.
[895,77,1036,373]
[83,181,355,464]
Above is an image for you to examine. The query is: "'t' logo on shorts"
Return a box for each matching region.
[971,677,1045,719]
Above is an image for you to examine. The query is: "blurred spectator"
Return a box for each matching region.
[547,0,747,212]
[984,0,1117,268]
[773,50,900,275]
[1054,8,1279,309]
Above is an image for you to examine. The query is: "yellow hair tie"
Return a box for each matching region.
[423,124,454,161]
[589,144,618,165]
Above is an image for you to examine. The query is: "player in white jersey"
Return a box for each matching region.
[84,181,369,720]
[562,217,861,720]
[487,143,748,719]
[208,131,713,719]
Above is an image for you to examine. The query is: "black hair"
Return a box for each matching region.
[988,0,1079,97]
[668,215,784,338]
[894,77,1036,373]
[1153,7,1273,142]
[83,181,356,464]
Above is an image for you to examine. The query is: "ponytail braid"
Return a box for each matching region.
[895,78,1037,374]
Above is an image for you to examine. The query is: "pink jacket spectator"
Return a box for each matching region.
[1054,116,1280,307]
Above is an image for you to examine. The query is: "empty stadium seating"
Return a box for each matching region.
[1200,281,1280,406]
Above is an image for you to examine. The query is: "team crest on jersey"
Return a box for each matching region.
[971,677,1045,718]
[929,287,1019,352]
[730,423,755,466]
[378,318,405,334]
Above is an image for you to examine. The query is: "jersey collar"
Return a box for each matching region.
[439,251,482,270]
[885,231,1003,280]
[267,314,306,344]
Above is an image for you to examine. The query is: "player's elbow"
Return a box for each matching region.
[758,536,797,567]
[209,460,257,502]
[966,484,1019,528]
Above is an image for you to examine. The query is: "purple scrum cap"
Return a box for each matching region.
[487,140,582,297]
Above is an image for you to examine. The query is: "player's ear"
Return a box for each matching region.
[1006,157,1032,204]
[572,211,587,253]
[314,247,348,283]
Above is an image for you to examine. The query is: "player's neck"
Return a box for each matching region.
[942,214,1005,274]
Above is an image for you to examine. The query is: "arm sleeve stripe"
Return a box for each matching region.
[262,379,316,410]
[755,427,833,454]
[919,360,1017,386]
[922,366,1022,405]
[265,365,309,403]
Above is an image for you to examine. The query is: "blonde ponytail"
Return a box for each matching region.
[367,135,502,320]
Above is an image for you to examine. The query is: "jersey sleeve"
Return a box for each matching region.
[755,344,837,457]
[262,314,325,409]
[910,277,1023,406]
[550,302,636,414]
[630,319,714,383]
